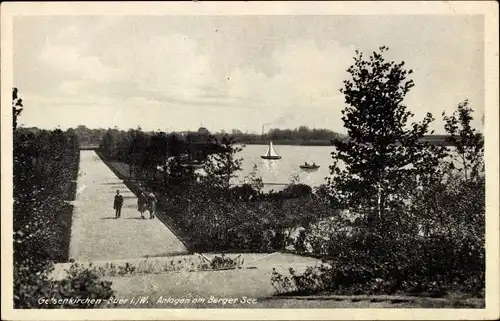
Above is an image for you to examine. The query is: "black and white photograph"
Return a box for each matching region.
[1,1,499,320]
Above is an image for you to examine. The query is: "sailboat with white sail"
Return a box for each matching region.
[261,141,281,160]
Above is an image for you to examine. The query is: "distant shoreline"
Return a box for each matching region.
[237,140,334,146]
[236,135,455,146]
[77,134,459,149]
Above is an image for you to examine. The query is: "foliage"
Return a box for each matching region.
[12,88,24,130]
[173,134,245,249]
[162,135,198,193]
[328,46,446,235]
[231,183,260,202]
[159,178,328,252]
[15,263,115,309]
[13,88,113,308]
[99,128,331,253]
[202,134,243,194]
[210,254,241,270]
[272,228,484,297]
[72,125,108,146]
[271,49,485,298]
[282,184,312,198]
[240,164,264,194]
[98,126,226,192]
[225,126,344,144]
[270,268,297,294]
[13,129,79,264]
[51,256,239,277]
[442,99,484,181]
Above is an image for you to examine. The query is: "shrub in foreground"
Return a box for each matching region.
[15,263,114,309]
[271,230,484,297]
[13,89,113,309]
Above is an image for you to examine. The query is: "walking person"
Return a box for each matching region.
[113,190,124,219]
[146,190,157,219]
[137,192,147,219]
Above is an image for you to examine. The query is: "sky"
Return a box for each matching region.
[13,15,484,134]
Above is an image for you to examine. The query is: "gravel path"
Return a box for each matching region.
[62,151,323,301]
[68,151,188,261]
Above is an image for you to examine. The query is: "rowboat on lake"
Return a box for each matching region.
[299,162,320,171]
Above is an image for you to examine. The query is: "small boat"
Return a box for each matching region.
[299,162,320,171]
[261,141,281,160]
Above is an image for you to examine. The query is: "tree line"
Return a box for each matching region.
[98,127,227,182]
[53,124,457,151]
[37,123,454,148]
[44,125,347,147]
[13,89,114,308]
[226,127,345,144]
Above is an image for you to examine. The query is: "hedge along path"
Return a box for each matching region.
[68,151,189,262]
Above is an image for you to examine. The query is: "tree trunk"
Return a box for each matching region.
[377,184,383,220]
[462,154,469,181]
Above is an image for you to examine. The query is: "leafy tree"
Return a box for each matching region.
[13,89,113,308]
[270,49,484,298]
[203,134,243,196]
[200,134,243,246]
[411,101,486,240]
[442,99,484,181]
[121,128,142,175]
[163,133,197,194]
[328,46,446,234]
[72,125,107,147]
[235,164,263,199]
[100,130,115,156]
[13,88,24,130]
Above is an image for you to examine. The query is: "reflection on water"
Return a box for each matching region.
[262,159,278,171]
[233,145,461,192]
[234,145,336,191]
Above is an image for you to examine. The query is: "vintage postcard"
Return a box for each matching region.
[1,1,499,320]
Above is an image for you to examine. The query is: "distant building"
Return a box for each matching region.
[196,127,210,141]
[197,127,210,136]
[174,128,211,142]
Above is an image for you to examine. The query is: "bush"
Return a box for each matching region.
[281,184,312,198]
[12,95,114,308]
[272,213,484,297]
[13,129,80,261]
[272,174,484,297]
[210,254,240,270]
[159,177,326,253]
[274,141,485,298]
[15,263,114,309]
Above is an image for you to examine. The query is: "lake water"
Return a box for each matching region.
[231,144,337,191]
[200,144,462,192]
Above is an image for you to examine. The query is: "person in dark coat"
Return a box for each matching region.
[113,190,124,218]
[146,191,157,219]
[137,192,147,219]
